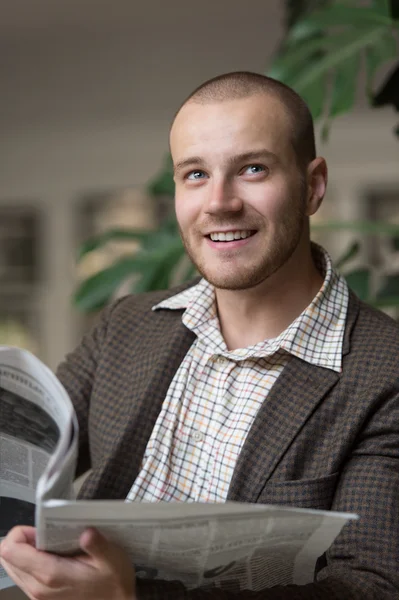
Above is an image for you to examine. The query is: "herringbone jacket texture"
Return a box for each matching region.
[56,284,399,600]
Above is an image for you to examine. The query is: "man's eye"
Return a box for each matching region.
[244,164,266,175]
[187,170,206,180]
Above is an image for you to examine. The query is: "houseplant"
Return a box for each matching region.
[73,0,399,313]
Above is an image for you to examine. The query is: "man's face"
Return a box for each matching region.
[170,94,312,290]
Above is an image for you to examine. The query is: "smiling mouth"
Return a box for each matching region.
[207,230,256,242]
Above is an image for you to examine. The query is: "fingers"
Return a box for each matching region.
[0,526,65,576]
[79,528,120,564]
[0,556,41,595]
[2,525,36,546]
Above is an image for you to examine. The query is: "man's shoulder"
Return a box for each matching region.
[348,292,399,359]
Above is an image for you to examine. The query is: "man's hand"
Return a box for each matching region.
[0,525,136,600]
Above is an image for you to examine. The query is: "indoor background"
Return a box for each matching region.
[0,2,398,594]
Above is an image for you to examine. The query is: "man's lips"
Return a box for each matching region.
[204,230,257,249]
[203,229,257,241]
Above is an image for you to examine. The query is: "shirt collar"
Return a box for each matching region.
[153,244,349,373]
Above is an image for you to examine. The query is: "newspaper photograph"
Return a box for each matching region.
[0,345,358,592]
[0,346,78,589]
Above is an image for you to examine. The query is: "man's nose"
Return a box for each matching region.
[204,179,243,214]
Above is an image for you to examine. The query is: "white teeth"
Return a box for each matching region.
[209,231,252,242]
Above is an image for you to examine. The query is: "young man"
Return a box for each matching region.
[2,72,399,599]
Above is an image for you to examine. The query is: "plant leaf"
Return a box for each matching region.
[321,119,331,141]
[372,296,399,308]
[344,268,371,301]
[371,0,391,17]
[365,33,398,97]
[376,273,399,300]
[131,262,170,294]
[268,35,341,81]
[301,74,327,119]
[289,4,393,37]
[329,54,359,117]
[76,228,153,261]
[291,26,387,97]
[131,240,186,293]
[73,255,153,312]
[335,240,361,270]
[147,154,175,197]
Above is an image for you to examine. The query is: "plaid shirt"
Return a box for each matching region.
[126,245,349,504]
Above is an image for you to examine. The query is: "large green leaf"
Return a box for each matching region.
[289,4,393,36]
[73,255,155,312]
[344,268,371,301]
[270,3,399,127]
[376,274,399,301]
[300,74,327,119]
[371,0,392,17]
[131,263,169,294]
[329,54,359,117]
[76,228,153,261]
[268,35,344,81]
[131,239,187,293]
[291,26,387,96]
[335,240,361,270]
[365,33,398,96]
[284,0,333,31]
[147,154,175,197]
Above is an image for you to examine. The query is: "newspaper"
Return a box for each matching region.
[0,346,358,593]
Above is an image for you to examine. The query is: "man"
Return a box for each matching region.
[1,71,399,599]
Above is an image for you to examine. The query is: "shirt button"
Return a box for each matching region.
[213,355,227,365]
[192,430,204,442]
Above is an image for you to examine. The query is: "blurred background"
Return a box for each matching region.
[1,2,399,598]
[0,0,398,376]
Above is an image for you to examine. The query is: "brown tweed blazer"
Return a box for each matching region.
[56,284,399,600]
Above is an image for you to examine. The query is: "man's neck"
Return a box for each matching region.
[214,255,324,351]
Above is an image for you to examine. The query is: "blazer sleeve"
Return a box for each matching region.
[55,301,120,478]
[136,385,399,600]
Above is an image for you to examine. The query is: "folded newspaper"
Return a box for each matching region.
[0,346,357,592]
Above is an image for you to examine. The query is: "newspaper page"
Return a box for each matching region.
[0,346,358,594]
[0,346,78,590]
[37,500,357,592]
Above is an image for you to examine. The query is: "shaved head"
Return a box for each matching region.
[172,71,316,171]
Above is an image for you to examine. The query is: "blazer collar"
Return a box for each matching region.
[80,291,359,501]
[227,291,360,502]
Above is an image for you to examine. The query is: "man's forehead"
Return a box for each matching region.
[170,95,292,158]
[172,94,288,127]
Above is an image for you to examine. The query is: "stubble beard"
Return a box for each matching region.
[179,206,307,292]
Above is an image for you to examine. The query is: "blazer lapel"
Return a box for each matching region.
[79,309,196,500]
[227,357,340,502]
[227,293,360,503]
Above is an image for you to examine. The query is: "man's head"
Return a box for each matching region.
[172,71,316,171]
[170,71,327,291]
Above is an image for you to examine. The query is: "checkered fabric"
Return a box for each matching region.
[126,245,348,504]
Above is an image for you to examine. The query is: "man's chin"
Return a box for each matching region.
[201,271,265,291]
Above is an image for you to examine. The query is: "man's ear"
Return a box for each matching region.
[305,157,328,217]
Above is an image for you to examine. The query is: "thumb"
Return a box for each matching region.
[79,528,114,562]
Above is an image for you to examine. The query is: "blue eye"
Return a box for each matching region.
[187,170,206,180]
[245,165,265,174]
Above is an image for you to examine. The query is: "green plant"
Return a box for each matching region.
[73,0,399,313]
[269,0,399,138]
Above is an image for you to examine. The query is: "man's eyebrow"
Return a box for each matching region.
[227,150,279,166]
[173,157,204,174]
[173,150,278,175]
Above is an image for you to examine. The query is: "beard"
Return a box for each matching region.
[179,190,308,291]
